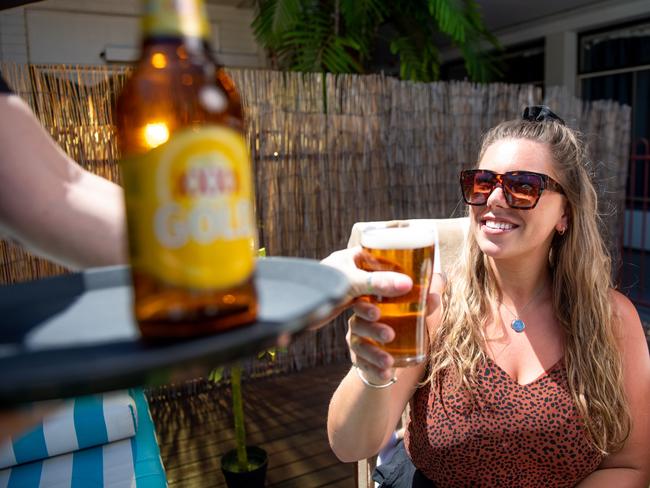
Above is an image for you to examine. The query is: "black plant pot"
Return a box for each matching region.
[221,446,268,488]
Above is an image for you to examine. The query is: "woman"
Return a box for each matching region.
[323,107,650,486]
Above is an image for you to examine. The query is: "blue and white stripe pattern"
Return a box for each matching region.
[0,392,137,469]
[0,389,166,488]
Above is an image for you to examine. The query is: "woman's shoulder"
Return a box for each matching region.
[601,293,650,478]
[609,289,642,328]
[608,289,648,357]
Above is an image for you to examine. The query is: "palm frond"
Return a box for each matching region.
[340,0,386,31]
[253,0,308,57]
[253,0,500,82]
[339,0,385,61]
[252,0,276,45]
[391,36,440,82]
[428,0,466,43]
[272,0,303,34]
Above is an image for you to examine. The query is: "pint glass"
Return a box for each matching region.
[357,226,435,367]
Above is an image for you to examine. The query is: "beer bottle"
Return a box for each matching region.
[116,0,258,339]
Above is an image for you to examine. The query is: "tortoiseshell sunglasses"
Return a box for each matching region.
[460,169,564,209]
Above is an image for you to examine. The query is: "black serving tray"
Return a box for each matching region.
[0,257,348,406]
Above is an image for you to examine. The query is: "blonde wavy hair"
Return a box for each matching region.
[427,118,630,454]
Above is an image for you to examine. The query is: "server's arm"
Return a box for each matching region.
[0,89,127,269]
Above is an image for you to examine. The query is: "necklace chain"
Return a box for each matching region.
[499,282,547,333]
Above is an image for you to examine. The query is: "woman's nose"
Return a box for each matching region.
[486,184,508,208]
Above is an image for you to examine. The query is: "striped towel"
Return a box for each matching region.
[0,389,166,488]
[0,392,137,469]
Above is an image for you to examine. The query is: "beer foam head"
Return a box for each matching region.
[361,226,435,250]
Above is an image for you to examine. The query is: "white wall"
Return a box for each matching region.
[0,0,266,67]
[544,31,577,95]
[0,7,28,63]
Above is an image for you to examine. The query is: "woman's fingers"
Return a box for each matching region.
[351,302,395,342]
[347,314,395,373]
[352,337,394,370]
[351,300,379,322]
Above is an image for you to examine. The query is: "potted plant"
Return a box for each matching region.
[219,361,269,488]
[215,248,271,488]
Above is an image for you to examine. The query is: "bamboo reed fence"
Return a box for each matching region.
[0,64,632,376]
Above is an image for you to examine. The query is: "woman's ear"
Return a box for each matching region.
[556,200,570,235]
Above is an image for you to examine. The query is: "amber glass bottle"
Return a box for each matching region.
[116,0,258,339]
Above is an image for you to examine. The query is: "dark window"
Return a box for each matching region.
[580,22,650,212]
[581,72,633,106]
[580,22,650,74]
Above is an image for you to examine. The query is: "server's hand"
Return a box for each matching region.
[310,246,413,329]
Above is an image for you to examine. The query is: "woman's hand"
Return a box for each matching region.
[347,300,396,384]
[347,271,446,384]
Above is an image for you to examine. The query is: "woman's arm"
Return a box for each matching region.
[327,356,425,462]
[327,273,445,462]
[322,247,419,460]
[577,291,650,487]
[577,468,648,487]
[0,93,128,269]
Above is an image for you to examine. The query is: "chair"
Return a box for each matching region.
[347,217,469,488]
[0,388,167,487]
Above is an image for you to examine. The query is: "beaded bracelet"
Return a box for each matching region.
[354,365,397,389]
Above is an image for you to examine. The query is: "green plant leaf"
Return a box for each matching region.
[208,366,224,383]
[271,0,303,34]
[257,348,276,361]
[253,0,499,82]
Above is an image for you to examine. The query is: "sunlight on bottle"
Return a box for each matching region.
[143,122,170,148]
[151,52,167,69]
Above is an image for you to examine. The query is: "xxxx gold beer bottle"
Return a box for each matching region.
[116,0,258,339]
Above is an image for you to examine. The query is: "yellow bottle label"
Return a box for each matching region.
[142,0,210,39]
[121,126,257,289]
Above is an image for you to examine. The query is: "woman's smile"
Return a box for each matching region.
[480,215,519,234]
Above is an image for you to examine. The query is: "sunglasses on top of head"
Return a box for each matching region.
[459,169,564,210]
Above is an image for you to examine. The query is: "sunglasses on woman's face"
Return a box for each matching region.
[460,169,564,209]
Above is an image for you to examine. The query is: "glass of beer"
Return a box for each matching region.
[357,225,436,367]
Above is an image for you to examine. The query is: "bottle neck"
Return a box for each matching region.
[141,0,211,41]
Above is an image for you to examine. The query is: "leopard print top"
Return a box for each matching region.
[404,357,605,487]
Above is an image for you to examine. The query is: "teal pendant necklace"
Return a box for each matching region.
[510,318,526,333]
[499,283,546,334]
